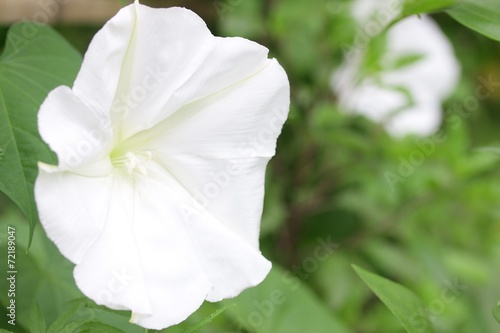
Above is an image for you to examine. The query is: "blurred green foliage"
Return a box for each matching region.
[1,0,500,332]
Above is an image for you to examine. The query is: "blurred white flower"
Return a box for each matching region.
[34,2,289,330]
[351,0,397,23]
[333,2,461,137]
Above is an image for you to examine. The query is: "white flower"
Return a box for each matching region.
[333,2,460,137]
[34,2,289,330]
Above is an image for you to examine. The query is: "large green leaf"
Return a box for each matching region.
[353,265,436,333]
[401,0,457,18]
[29,304,46,333]
[0,23,82,245]
[46,301,86,333]
[447,0,500,42]
[223,266,350,333]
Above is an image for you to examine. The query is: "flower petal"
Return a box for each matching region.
[73,171,212,329]
[115,59,288,248]
[124,59,290,159]
[71,4,136,118]
[140,162,272,303]
[112,5,271,140]
[152,153,267,250]
[38,86,113,173]
[185,203,272,302]
[109,5,212,140]
[34,169,113,263]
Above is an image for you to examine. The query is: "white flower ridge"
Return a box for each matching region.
[34,3,289,330]
[333,9,461,137]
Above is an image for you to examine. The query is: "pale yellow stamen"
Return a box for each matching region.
[111,151,152,176]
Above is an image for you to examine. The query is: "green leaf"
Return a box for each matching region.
[0,22,82,246]
[353,265,436,333]
[183,303,236,333]
[400,0,457,18]
[0,330,14,333]
[222,266,350,333]
[68,298,131,319]
[62,298,144,333]
[447,0,500,42]
[30,304,46,333]
[75,321,126,333]
[494,301,500,323]
[46,300,86,333]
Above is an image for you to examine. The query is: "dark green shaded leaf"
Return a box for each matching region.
[447,0,500,42]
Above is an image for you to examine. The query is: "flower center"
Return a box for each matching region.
[111,151,153,176]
